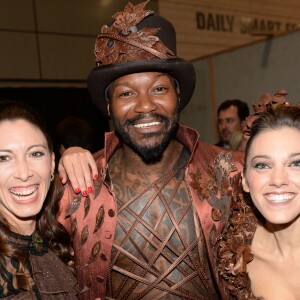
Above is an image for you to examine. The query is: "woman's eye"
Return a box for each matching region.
[0,155,9,162]
[253,162,269,169]
[31,151,44,158]
[290,160,300,167]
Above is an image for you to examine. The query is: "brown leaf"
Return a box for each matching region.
[81,241,101,270]
[88,241,101,263]
[84,195,91,219]
[66,195,81,217]
[93,205,105,234]
[93,180,102,199]
[71,218,77,239]
[80,225,89,248]
[94,1,175,65]
[112,1,153,34]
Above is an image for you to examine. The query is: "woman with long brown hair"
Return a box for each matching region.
[0,100,77,299]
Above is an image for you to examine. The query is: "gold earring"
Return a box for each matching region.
[50,173,54,182]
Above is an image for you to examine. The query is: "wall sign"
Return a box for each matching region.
[196,12,298,34]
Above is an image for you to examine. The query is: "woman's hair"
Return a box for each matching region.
[0,100,74,291]
[244,105,300,173]
[229,130,244,151]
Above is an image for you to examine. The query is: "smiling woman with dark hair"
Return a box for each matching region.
[218,94,300,299]
[0,100,77,299]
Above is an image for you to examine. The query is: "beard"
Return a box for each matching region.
[110,109,179,164]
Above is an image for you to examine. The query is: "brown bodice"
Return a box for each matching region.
[0,231,78,299]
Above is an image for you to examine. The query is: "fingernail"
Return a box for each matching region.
[88,186,93,193]
[82,191,88,196]
[93,174,98,180]
[75,188,80,194]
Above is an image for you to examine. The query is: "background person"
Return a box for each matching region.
[0,100,77,298]
[216,99,249,148]
[57,1,244,299]
[218,95,300,299]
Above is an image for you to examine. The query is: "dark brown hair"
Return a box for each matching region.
[217,99,250,122]
[0,100,74,291]
[244,105,300,173]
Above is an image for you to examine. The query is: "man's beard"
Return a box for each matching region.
[111,110,179,164]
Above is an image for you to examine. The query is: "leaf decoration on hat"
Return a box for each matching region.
[93,205,105,234]
[134,28,159,48]
[112,1,153,36]
[81,241,101,270]
[243,89,291,140]
[94,0,175,65]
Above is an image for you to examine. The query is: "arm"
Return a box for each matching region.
[58,146,98,195]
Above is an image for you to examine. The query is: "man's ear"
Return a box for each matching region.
[242,173,250,193]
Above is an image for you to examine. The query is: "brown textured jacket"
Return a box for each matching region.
[58,125,244,300]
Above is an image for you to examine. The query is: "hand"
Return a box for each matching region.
[58,147,98,195]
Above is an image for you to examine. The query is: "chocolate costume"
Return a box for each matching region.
[0,231,77,299]
[217,188,260,299]
[59,125,244,299]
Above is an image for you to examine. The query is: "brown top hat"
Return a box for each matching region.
[87,1,196,116]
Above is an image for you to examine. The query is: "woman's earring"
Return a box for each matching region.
[50,173,54,182]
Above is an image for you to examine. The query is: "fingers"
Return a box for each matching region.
[58,147,98,195]
[77,151,95,195]
[58,160,68,184]
[86,151,99,182]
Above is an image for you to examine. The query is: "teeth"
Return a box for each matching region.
[10,186,38,200]
[134,122,160,128]
[266,193,294,203]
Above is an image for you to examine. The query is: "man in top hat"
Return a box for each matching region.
[58,1,244,299]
